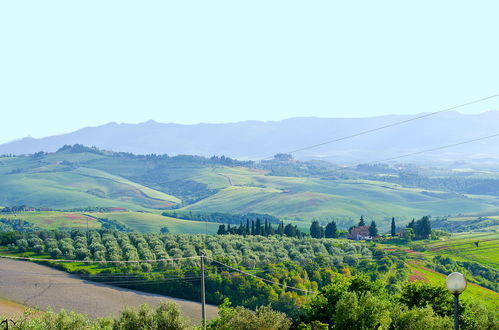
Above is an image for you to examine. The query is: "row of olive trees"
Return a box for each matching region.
[12,230,373,269]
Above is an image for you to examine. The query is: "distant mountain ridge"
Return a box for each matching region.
[2,111,499,163]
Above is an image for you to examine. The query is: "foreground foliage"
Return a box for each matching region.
[1,302,188,330]
[299,276,498,330]
[3,279,497,330]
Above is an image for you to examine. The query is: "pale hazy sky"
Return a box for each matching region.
[1,1,498,144]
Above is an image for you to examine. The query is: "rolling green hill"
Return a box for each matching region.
[180,167,499,228]
[0,211,219,234]
[1,147,499,232]
[0,155,180,210]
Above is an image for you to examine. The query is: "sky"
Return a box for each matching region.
[1,1,499,144]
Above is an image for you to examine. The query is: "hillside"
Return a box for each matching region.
[1,146,499,232]
[2,112,499,164]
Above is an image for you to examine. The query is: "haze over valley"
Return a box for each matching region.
[2,111,499,165]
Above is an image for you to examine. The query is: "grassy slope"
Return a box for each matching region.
[1,212,101,230]
[1,211,220,234]
[413,232,499,269]
[182,167,499,225]
[0,156,180,210]
[86,211,219,234]
[381,232,499,309]
[407,261,498,309]
[2,153,499,231]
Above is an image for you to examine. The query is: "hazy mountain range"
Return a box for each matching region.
[2,111,499,163]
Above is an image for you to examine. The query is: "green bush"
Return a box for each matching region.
[207,300,291,330]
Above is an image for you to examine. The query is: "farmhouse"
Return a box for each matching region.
[348,226,371,240]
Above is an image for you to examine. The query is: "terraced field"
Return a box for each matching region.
[407,261,499,309]
[416,232,499,269]
[379,232,499,309]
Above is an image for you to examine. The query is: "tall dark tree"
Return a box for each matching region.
[369,221,378,237]
[267,223,274,236]
[415,216,431,240]
[251,220,255,235]
[391,217,396,237]
[407,218,415,229]
[358,216,366,227]
[310,221,323,238]
[325,221,338,238]
[217,224,226,235]
[277,221,284,235]
[255,218,262,236]
[238,221,245,235]
[284,223,297,237]
[246,219,250,235]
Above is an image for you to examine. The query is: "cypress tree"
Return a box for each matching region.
[217,224,226,235]
[255,218,262,236]
[268,223,274,235]
[325,221,338,238]
[358,216,366,227]
[277,221,284,235]
[391,217,396,237]
[369,220,378,237]
[310,221,322,238]
[239,221,245,236]
[251,220,255,235]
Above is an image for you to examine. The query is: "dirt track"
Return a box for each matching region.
[0,258,217,324]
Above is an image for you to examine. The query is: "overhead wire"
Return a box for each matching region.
[207,257,317,294]
[362,133,499,165]
[264,93,499,158]
[0,255,199,263]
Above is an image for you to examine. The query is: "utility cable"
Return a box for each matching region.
[268,93,499,158]
[0,255,199,263]
[207,257,317,294]
[364,133,499,164]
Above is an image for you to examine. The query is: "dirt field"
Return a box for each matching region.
[0,258,218,324]
[0,297,31,318]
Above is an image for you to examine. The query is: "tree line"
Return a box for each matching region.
[163,211,280,225]
[217,219,302,238]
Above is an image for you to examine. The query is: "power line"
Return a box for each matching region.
[207,257,317,294]
[267,93,499,158]
[0,255,199,263]
[364,133,499,164]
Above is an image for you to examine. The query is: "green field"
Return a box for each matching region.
[377,232,499,310]
[0,211,220,234]
[407,261,499,309]
[1,212,101,230]
[2,150,499,232]
[86,211,219,234]
[0,154,180,210]
[412,232,499,269]
[181,167,499,227]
